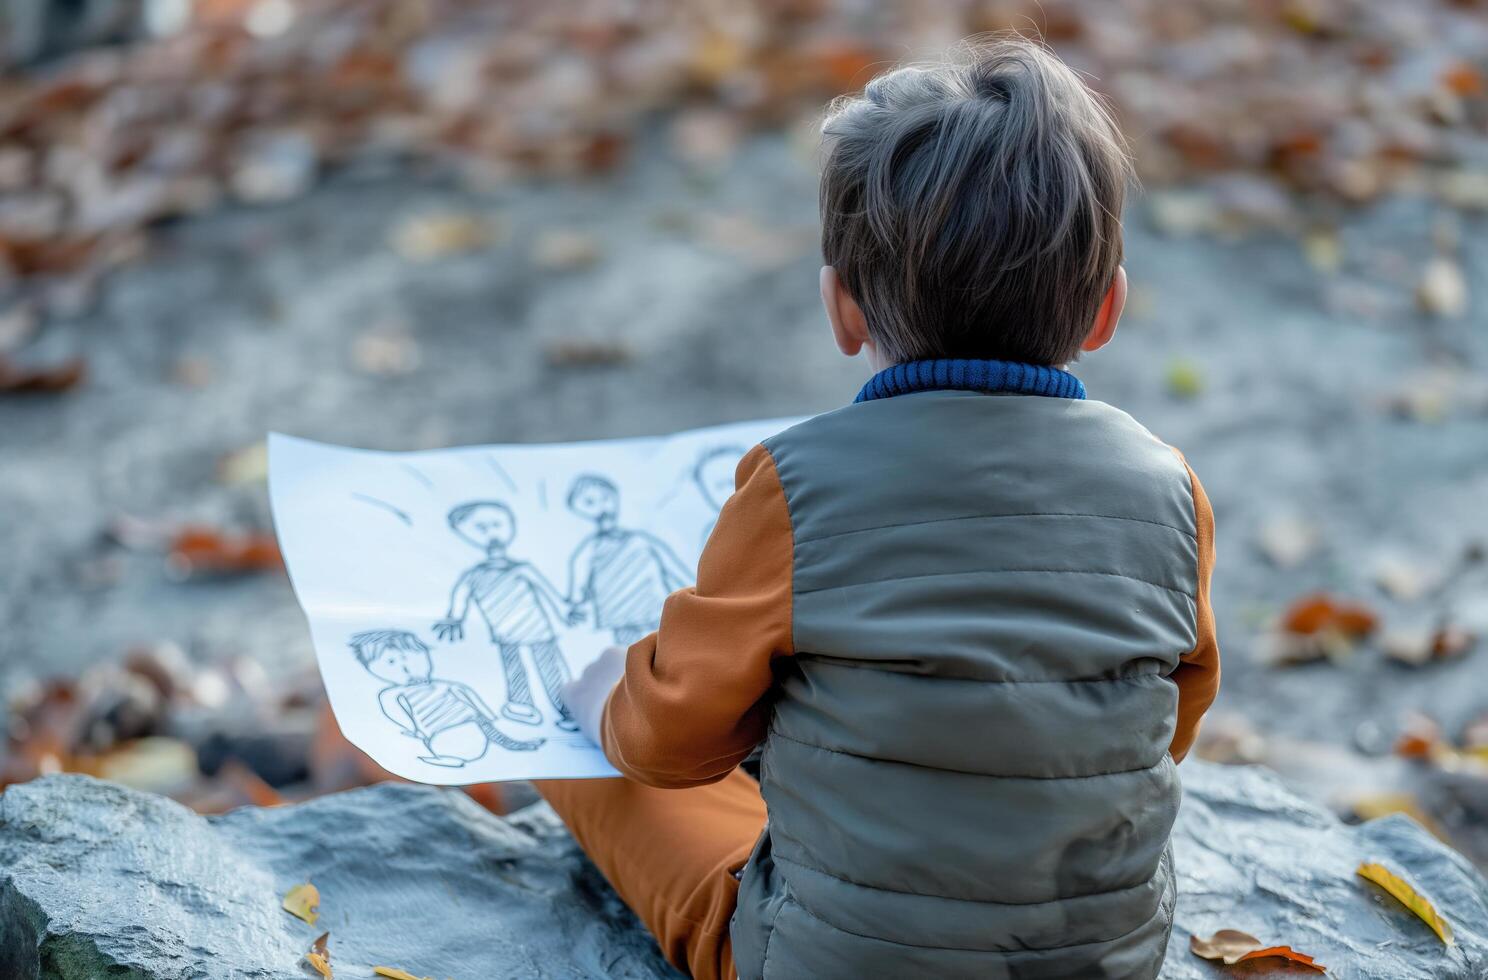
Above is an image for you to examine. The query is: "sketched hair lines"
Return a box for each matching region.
[349,629,542,767]
[434,501,578,732]
[565,474,692,645]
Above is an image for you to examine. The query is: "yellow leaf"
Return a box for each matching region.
[281,882,320,925]
[373,969,432,980]
[1357,862,1454,945]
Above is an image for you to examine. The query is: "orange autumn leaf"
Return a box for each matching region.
[1358,862,1454,945]
[1442,63,1485,97]
[1190,930,1326,972]
[372,968,432,980]
[167,526,283,578]
[282,882,320,926]
[1280,593,1379,636]
[1240,945,1327,971]
[305,931,332,978]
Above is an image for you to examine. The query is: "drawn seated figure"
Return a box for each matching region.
[565,474,694,645]
[349,629,543,767]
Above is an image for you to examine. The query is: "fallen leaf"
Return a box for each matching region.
[531,230,602,270]
[1164,359,1204,399]
[166,527,282,579]
[1349,794,1451,842]
[544,338,632,368]
[0,355,87,394]
[390,213,493,261]
[305,932,332,978]
[217,443,269,485]
[1264,592,1379,664]
[282,882,321,926]
[1189,929,1326,972]
[1416,257,1468,318]
[1282,593,1378,636]
[1357,862,1454,945]
[1255,514,1320,568]
[373,968,432,980]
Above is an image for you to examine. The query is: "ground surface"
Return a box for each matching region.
[2,131,1486,850]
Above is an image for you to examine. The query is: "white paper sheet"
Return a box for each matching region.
[267,417,803,784]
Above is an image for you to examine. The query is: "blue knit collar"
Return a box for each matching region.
[853,358,1086,404]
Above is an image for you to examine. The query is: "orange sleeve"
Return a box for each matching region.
[1168,449,1220,763]
[601,443,795,788]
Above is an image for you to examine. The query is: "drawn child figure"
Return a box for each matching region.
[348,629,543,767]
[692,445,745,545]
[433,502,578,731]
[565,475,694,645]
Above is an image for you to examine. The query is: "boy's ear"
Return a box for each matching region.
[1081,266,1127,354]
[821,266,870,358]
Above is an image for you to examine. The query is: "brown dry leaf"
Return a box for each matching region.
[0,355,87,394]
[1282,593,1379,637]
[1264,592,1380,665]
[166,527,283,579]
[544,339,632,368]
[531,230,602,271]
[282,882,321,926]
[1189,929,1326,972]
[390,213,493,261]
[1357,862,1454,945]
[306,932,332,978]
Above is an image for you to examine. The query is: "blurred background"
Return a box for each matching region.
[0,0,1486,865]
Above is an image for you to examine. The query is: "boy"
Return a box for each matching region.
[434,501,578,731]
[565,474,694,645]
[537,38,1219,980]
[348,629,542,766]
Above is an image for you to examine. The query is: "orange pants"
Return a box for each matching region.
[534,770,766,980]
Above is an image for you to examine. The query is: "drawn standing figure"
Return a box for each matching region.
[693,445,745,545]
[433,502,578,731]
[349,629,543,767]
[566,474,694,645]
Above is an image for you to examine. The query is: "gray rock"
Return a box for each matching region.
[2,762,1486,979]
[1167,762,1488,979]
[0,774,680,979]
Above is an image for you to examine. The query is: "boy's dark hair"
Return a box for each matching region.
[820,36,1133,365]
[349,629,429,666]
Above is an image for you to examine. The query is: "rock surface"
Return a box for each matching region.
[2,762,1486,979]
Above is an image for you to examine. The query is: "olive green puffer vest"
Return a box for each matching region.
[731,389,1198,979]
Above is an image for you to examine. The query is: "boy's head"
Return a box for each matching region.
[350,629,432,684]
[819,37,1133,368]
[567,474,619,522]
[448,501,516,551]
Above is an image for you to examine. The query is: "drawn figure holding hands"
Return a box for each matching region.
[349,629,542,767]
[566,474,694,645]
[435,502,578,731]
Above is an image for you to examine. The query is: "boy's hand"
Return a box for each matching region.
[432,618,464,642]
[562,645,626,750]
